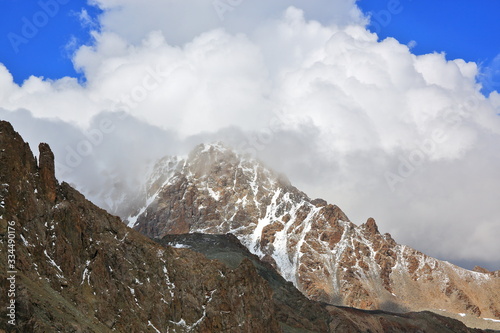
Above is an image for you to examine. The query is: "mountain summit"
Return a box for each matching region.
[128,143,500,322]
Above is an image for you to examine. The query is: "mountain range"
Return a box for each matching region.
[1,120,499,332]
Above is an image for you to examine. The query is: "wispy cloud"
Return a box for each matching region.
[76,8,100,29]
[479,53,500,96]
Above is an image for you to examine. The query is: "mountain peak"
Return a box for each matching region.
[193,142,232,155]
[362,217,380,235]
[0,119,14,133]
[187,142,294,190]
[130,141,500,321]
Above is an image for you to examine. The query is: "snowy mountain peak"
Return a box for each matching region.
[128,142,500,320]
[192,142,232,156]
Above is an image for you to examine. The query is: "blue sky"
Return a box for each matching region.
[0,0,101,83]
[358,0,500,61]
[0,0,499,94]
[357,0,500,94]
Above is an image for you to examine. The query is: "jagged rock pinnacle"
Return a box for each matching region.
[363,217,380,235]
[38,143,57,203]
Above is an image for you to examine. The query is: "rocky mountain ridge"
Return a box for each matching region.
[128,143,500,324]
[3,121,496,332]
[0,121,287,332]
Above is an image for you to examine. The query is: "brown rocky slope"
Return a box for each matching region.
[0,120,494,332]
[0,121,284,332]
[128,143,500,325]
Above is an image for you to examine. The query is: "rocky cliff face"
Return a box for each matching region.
[157,233,496,333]
[0,122,282,332]
[129,143,500,323]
